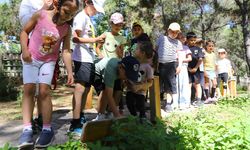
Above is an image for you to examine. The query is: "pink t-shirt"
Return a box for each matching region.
[29,10,69,62]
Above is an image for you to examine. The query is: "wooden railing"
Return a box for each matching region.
[0,52,67,78]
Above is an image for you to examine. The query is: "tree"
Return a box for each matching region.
[0,0,21,40]
[234,0,250,74]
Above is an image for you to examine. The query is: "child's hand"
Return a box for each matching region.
[66,73,74,85]
[204,71,208,78]
[22,50,32,63]
[96,34,106,43]
[116,45,124,58]
[176,66,181,74]
[188,67,197,73]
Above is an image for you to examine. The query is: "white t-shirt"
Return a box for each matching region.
[72,11,96,63]
[19,0,44,26]
[216,58,232,74]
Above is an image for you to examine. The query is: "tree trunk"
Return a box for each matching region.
[235,0,250,75]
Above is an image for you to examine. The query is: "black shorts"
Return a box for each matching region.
[217,73,228,87]
[74,61,95,87]
[188,70,202,84]
[159,62,177,94]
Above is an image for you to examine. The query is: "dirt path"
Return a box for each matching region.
[0,85,99,147]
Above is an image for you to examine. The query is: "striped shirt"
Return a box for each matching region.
[156,34,182,63]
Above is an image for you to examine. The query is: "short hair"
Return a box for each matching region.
[186,32,197,39]
[137,41,154,59]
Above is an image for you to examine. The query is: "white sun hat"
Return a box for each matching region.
[218,48,226,53]
[168,22,181,31]
[93,0,105,14]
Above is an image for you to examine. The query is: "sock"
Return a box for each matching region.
[211,88,216,98]
[204,89,209,99]
[23,123,32,132]
[42,124,51,131]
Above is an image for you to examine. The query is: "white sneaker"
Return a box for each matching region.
[92,113,106,121]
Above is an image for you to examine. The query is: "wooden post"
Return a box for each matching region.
[85,86,93,109]
[229,76,237,98]
[149,76,161,123]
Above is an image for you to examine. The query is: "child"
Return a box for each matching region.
[19,0,54,134]
[203,40,217,102]
[96,12,127,59]
[216,48,232,97]
[95,12,127,116]
[156,22,182,111]
[69,0,105,136]
[93,56,140,120]
[176,33,192,109]
[129,22,151,56]
[126,41,154,119]
[19,0,79,148]
[186,32,204,106]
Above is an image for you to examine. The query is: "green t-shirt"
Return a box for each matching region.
[102,32,127,58]
[95,57,120,88]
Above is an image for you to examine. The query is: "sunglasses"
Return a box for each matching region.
[219,52,225,54]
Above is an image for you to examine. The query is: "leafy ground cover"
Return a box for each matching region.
[45,96,250,150]
[1,95,249,150]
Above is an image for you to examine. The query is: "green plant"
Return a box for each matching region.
[0,72,21,101]
[0,143,17,150]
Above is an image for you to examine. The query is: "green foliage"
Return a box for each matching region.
[0,143,17,150]
[0,71,21,101]
[0,0,21,39]
[48,96,250,150]
[87,117,179,150]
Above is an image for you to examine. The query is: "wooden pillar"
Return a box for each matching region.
[85,86,93,109]
[229,76,237,98]
[149,76,161,123]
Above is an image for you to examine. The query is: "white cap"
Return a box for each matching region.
[218,48,226,53]
[110,12,124,24]
[93,0,105,14]
[168,22,181,31]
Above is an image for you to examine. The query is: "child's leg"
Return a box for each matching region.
[126,92,137,116]
[39,83,52,125]
[211,77,217,98]
[23,83,36,125]
[204,76,210,99]
[135,94,146,118]
[72,83,90,119]
[222,73,228,96]
[194,83,202,100]
[38,61,56,127]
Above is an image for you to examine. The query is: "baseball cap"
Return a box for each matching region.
[110,12,124,24]
[92,0,105,14]
[218,48,226,53]
[168,22,181,31]
[119,56,140,82]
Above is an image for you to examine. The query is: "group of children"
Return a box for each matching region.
[17,0,234,149]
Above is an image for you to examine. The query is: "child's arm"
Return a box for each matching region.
[20,12,40,62]
[72,30,105,44]
[62,27,74,85]
[95,35,105,58]
[132,79,153,92]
